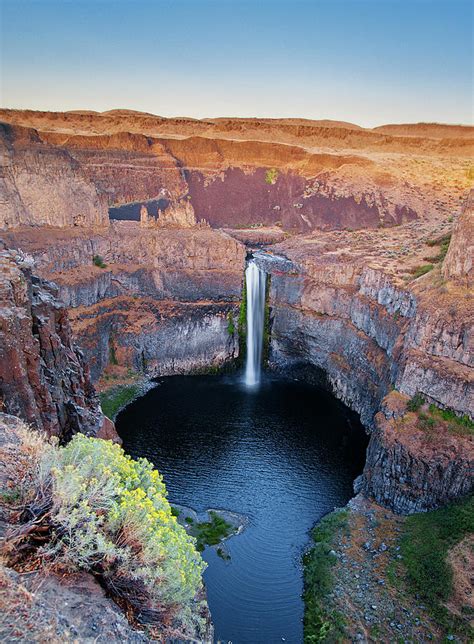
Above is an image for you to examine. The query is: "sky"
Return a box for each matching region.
[0,0,472,126]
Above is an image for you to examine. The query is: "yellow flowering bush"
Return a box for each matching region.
[40,435,205,616]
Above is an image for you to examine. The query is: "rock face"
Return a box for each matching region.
[259,229,472,427]
[256,211,473,512]
[359,392,473,513]
[4,223,246,382]
[1,110,472,232]
[0,248,114,441]
[443,190,474,287]
[0,123,107,229]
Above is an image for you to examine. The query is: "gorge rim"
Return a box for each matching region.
[0,2,472,640]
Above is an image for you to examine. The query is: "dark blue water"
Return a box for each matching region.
[116,375,367,644]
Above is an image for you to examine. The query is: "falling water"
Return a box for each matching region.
[245,260,266,386]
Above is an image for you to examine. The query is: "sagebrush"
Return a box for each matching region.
[2,424,206,635]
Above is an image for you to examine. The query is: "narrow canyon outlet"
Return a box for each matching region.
[0,3,473,641]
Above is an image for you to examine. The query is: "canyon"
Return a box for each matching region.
[0,109,473,640]
[1,108,472,516]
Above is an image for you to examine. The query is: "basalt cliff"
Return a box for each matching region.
[0,108,472,641]
[0,109,472,515]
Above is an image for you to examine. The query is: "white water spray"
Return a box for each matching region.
[244,260,266,386]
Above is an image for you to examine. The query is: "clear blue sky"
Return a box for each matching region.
[0,0,472,126]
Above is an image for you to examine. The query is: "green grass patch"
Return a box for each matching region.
[99,383,140,419]
[194,511,233,552]
[303,509,348,642]
[407,392,425,412]
[411,264,434,279]
[406,395,473,437]
[93,254,107,268]
[399,495,474,639]
[428,404,474,436]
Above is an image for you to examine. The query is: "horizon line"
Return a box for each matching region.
[0,105,472,130]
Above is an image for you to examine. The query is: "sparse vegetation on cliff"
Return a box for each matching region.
[99,383,140,419]
[411,263,434,279]
[406,393,474,437]
[426,233,452,263]
[398,495,474,639]
[303,509,348,642]
[226,311,236,336]
[2,423,207,637]
[262,273,271,367]
[92,254,107,268]
[237,277,247,366]
[265,168,278,185]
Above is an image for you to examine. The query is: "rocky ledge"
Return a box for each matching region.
[0,248,117,441]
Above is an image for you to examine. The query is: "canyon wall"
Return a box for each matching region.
[257,210,473,511]
[0,247,114,441]
[1,110,471,232]
[360,391,473,513]
[0,123,108,229]
[3,223,245,382]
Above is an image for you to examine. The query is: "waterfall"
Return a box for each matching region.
[244,260,266,386]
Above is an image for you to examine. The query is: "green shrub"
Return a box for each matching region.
[412,264,434,279]
[194,511,233,551]
[407,392,425,412]
[7,431,206,632]
[265,168,279,185]
[51,437,204,603]
[93,255,107,269]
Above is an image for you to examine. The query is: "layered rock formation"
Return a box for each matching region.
[3,223,245,382]
[0,248,114,441]
[360,392,473,513]
[0,123,107,229]
[0,109,472,232]
[255,197,473,511]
